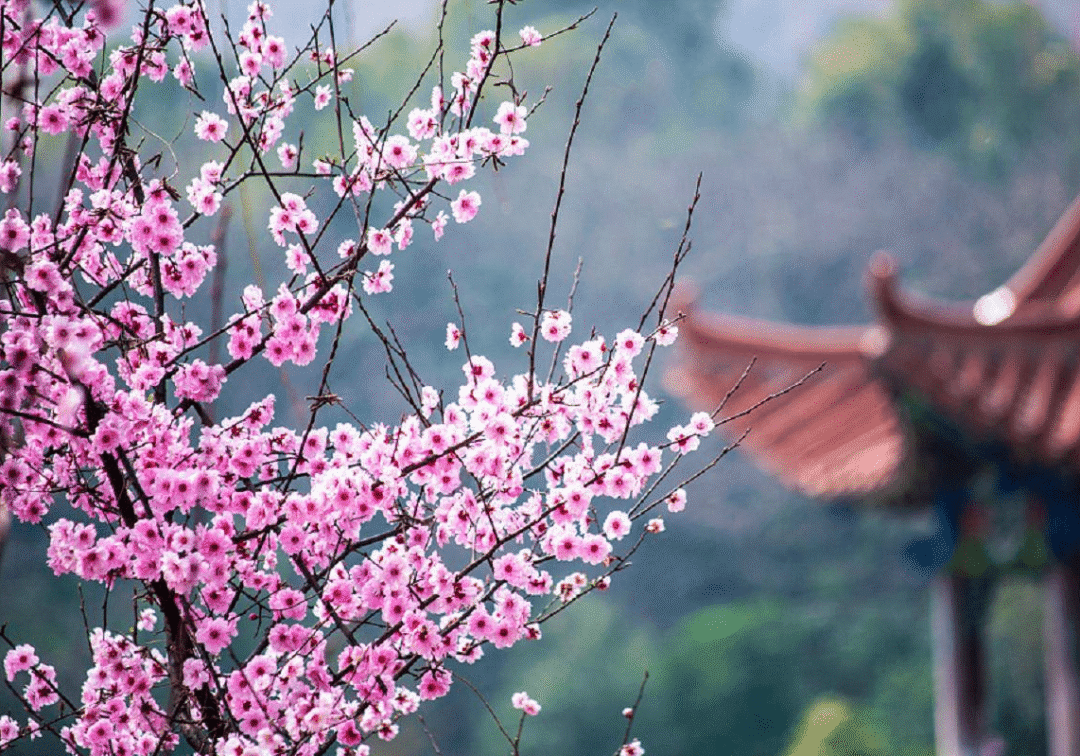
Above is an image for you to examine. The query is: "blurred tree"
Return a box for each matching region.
[986,579,1046,756]
[782,698,893,756]
[640,601,807,756]
[797,0,1080,178]
[524,0,757,124]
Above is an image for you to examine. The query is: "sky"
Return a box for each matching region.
[340,0,1077,80]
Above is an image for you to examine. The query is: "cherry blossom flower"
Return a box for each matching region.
[540,309,572,342]
[603,510,632,541]
[519,26,542,47]
[383,135,417,169]
[407,108,438,140]
[445,323,461,350]
[494,101,528,135]
[195,111,228,142]
[512,691,542,715]
[667,488,688,513]
[433,210,449,240]
[689,410,715,435]
[277,142,297,169]
[510,322,528,347]
[615,328,645,357]
[666,425,700,455]
[195,616,237,654]
[368,227,393,255]
[0,715,17,746]
[361,260,394,294]
[262,35,286,68]
[451,190,482,224]
[653,322,679,346]
[4,645,39,681]
[0,160,21,193]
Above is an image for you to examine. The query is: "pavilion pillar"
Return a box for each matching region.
[1045,558,1080,756]
[931,572,988,756]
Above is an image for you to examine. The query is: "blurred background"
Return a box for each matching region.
[5,0,1080,753]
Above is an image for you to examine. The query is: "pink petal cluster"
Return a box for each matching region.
[0,2,698,754]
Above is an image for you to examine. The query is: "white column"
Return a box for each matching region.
[1045,563,1080,756]
[931,573,985,756]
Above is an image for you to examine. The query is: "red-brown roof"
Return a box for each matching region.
[667,195,1080,501]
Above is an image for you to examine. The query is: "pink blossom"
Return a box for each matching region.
[262,35,286,68]
[277,142,298,169]
[510,322,528,347]
[519,26,542,46]
[0,160,21,193]
[407,107,438,140]
[0,715,17,746]
[0,210,29,252]
[368,227,393,255]
[38,105,70,135]
[580,535,612,565]
[418,669,451,700]
[4,645,38,681]
[444,160,476,185]
[512,691,541,715]
[615,328,645,357]
[445,323,461,351]
[195,111,228,142]
[666,489,687,512]
[540,309,572,342]
[195,615,237,654]
[361,260,394,294]
[137,609,157,631]
[173,359,226,401]
[666,425,700,455]
[603,510,632,541]
[383,135,417,169]
[494,101,527,135]
[451,190,481,224]
[689,410,715,435]
[433,210,449,240]
[239,50,262,76]
[653,322,679,346]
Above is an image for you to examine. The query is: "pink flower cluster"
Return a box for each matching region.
[0,0,708,753]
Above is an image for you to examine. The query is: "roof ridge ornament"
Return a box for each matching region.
[973,286,1017,326]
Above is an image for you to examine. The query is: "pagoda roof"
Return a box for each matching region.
[667,194,1080,502]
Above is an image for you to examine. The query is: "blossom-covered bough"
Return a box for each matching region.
[0,0,726,753]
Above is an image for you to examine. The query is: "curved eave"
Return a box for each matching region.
[868,252,1080,343]
[676,305,880,363]
[869,193,1080,330]
[667,300,903,499]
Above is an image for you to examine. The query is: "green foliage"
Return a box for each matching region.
[499,0,758,126]
[783,698,893,756]
[640,601,807,756]
[782,696,938,756]
[987,579,1046,755]
[469,599,659,756]
[798,0,1080,177]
